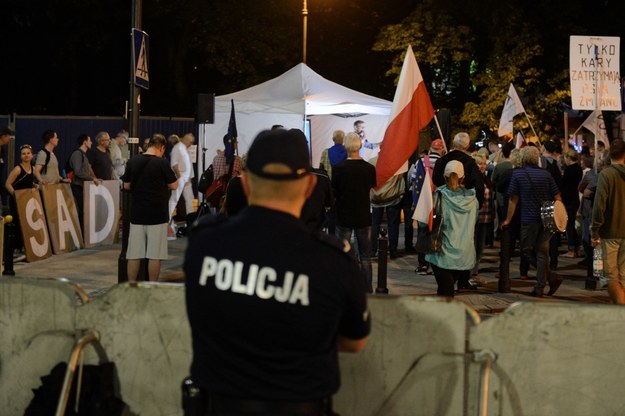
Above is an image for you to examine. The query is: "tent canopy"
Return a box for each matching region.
[215,63,392,116]
[198,64,391,174]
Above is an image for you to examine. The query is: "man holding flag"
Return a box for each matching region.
[212,100,242,181]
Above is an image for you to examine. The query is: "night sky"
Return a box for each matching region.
[1,0,417,117]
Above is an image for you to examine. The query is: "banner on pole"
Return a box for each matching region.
[570,35,621,111]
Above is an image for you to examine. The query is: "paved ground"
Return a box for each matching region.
[4,228,611,315]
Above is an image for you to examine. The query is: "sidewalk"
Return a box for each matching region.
[6,233,611,315]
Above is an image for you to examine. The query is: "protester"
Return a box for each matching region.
[221,154,248,217]
[591,139,625,304]
[425,161,478,297]
[213,134,242,180]
[34,130,68,186]
[332,132,377,293]
[88,131,115,180]
[471,154,494,284]
[69,134,101,230]
[319,130,346,179]
[110,130,128,179]
[369,151,404,260]
[496,148,530,291]
[412,139,445,275]
[502,146,563,297]
[184,128,370,415]
[300,167,334,232]
[122,134,178,282]
[5,144,37,258]
[560,149,583,258]
[167,134,193,238]
[578,155,601,286]
[319,130,346,235]
[432,132,485,206]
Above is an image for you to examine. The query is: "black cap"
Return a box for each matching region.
[0,127,14,137]
[246,129,312,180]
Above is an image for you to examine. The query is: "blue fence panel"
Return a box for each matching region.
[9,115,197,169]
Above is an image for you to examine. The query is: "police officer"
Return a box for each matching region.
[184,128,370,416]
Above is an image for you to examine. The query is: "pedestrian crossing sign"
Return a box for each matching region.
[133,29,149,90]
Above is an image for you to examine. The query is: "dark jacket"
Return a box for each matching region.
[432,150,485,206]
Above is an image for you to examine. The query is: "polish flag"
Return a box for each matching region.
[375,46,435,189]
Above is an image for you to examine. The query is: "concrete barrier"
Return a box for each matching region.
[78,283,192,416]
[6,278,625,416]
[470,302,625,416]
[335,296,473,416]
[0,278,78,414]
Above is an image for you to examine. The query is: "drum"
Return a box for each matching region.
[541,200,567,233]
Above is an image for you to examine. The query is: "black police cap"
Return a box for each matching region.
[246,129,312,180]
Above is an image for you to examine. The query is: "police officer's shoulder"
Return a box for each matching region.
[313,231,352,256]
[189,213,228,234]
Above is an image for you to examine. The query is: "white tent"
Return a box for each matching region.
[198,63,392,173]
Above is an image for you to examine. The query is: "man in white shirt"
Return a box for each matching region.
[168,134,194,225]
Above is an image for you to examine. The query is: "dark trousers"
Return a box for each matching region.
[71,183,85,232]
[401,199,414,249]
[431,264,470,297]
[565,201,580,250]
[371,204,401,254]
[521,223,553,294]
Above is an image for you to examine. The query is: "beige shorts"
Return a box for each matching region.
[127,223,168,260]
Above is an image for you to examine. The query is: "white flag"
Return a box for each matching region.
[515,132,526,149]
[498,84,526,137]
[582,110,610,150]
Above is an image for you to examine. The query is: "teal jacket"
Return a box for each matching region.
[426,185,478,270]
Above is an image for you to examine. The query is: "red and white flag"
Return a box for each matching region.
[375,45,435,189]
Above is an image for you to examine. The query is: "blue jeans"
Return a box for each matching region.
[371,204,401,254]
[336,226,373,293]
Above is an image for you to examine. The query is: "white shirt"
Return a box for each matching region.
[170,141,192,182]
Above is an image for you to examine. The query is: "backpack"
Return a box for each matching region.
[39,149,51,175]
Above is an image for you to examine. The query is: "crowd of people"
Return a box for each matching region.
[1,127,198,283]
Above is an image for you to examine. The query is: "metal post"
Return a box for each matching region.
[119,0,143,283]
[302,0,308,64]
[2,214,14,276]
[376,228,389,294]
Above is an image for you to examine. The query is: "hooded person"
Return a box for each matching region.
[425,160,479,297]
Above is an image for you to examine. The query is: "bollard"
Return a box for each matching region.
[3,214,15,276]
[585,243,597,290]
[376,227,389,294]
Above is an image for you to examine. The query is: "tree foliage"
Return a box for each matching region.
[373,0,624,141]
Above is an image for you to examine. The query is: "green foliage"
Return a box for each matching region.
[373,0,618,141]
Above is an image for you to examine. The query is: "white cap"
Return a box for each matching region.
[444,160,464,179]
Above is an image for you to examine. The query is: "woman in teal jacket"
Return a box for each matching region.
[426,160,479,297]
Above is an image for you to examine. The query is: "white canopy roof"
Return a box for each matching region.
[215,63,392,116]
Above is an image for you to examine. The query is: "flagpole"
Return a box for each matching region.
[523,111,539,144]
[563,111,569,151]
[433,111,448,153]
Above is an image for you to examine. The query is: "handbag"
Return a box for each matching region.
[415,191,444,254]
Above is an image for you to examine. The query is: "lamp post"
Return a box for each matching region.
[302,0,308,64]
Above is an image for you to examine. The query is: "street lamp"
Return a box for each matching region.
[302,0,308,64]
